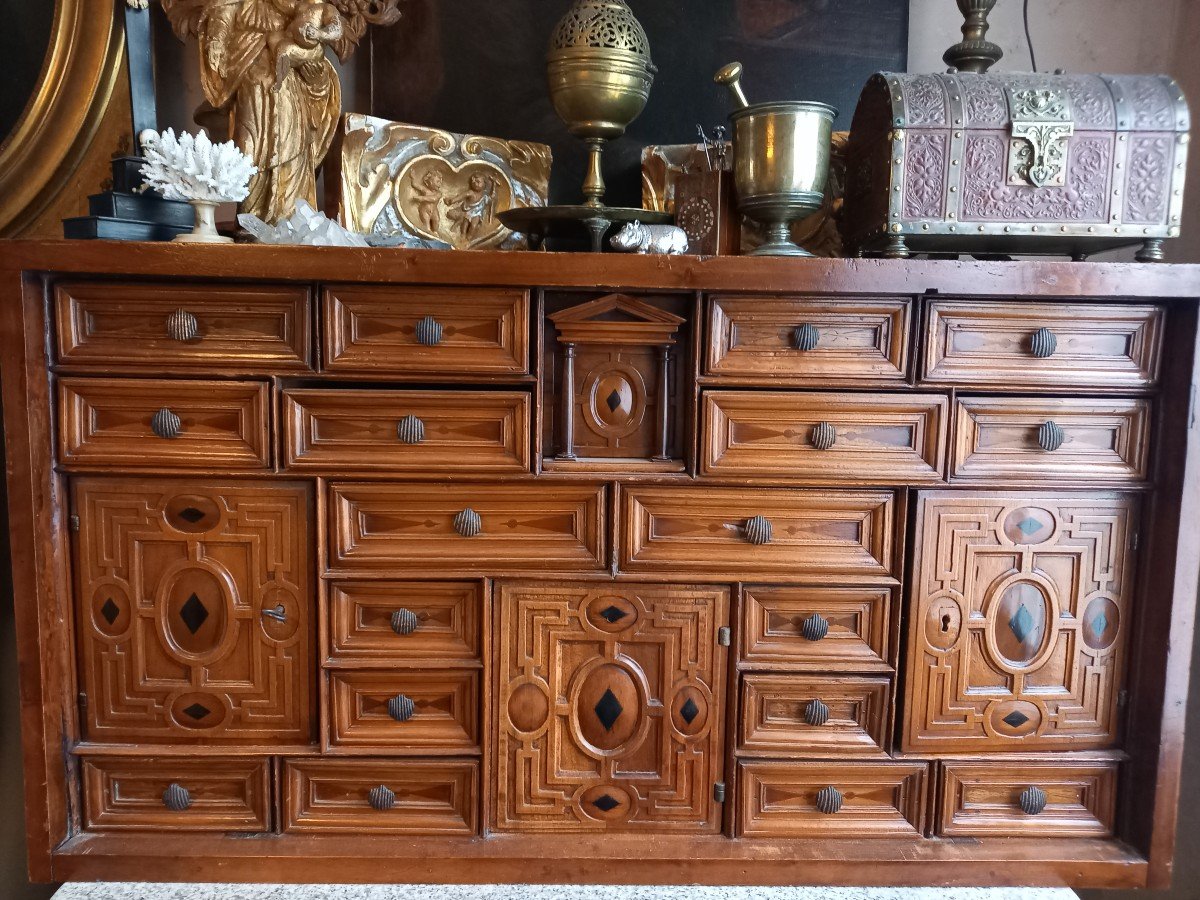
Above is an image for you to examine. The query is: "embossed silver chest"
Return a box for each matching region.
[842,72,1190,260]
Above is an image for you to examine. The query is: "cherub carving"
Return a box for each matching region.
[410,167,445,236]
[162,0,402,224]
[446,172,498,242]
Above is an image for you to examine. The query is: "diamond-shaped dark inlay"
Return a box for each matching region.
[598,605,628,624]
[1092,611,1109,637]
[100,598,120,626]
[1009,604,1035,643]
[1002,710,1030,729]
[593,688,623,732]
[1015,517,1042,537]
[179,593,209,635]
[679,697,700,725]
[178,506,206,524]
[183,702,210,721]
[605,389,622,413]
[591,794,620,813]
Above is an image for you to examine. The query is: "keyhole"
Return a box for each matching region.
[941,614,951,633]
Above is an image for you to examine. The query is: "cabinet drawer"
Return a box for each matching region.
[283,389,530,473]
[59,378,270,471]
[55,281,311,373]
[702,391,947,484]
[328,581,481,664]
[82,756,270,832]
[737,760,927,838]
[739,675,890,757]
[329,482,606,573]
[951,397,1151,483]
[619,486,896,581]
[924,300,1164,390]
[707,296,910,385]
[936,759,1117,838]
[741,586,892,673]
[323,285,529,377]
[328,670,479,753]
[283,758,478,835]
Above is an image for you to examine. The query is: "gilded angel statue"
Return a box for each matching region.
[162,0,402,223]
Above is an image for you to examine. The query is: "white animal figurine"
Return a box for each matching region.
[609,220,689,255]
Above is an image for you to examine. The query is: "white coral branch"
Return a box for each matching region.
[138,128,258,203]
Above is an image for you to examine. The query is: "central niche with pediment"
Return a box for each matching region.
[542,292,691,469]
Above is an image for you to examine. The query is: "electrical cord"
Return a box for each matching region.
[1024,0,1039,72]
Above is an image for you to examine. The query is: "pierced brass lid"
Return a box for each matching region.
[549,0,652,62]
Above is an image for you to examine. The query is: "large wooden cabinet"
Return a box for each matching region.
[1,242,1199,890]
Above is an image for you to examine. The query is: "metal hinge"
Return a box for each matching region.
[77,692,87,718]
[1131,530,1140,552]
[713,782,726,803]
[717,626,731,647]
[1118,689,1130,708]
[69,515,79,532]
[1190,384,1197,430]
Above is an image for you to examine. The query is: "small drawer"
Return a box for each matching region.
[739,675,890,757]
[82,756,270,832]
[952,396,1151,483]
[59,378,270,471]
[328,581,482,664]
[924,300,1164,390]
[283,758,478,835]
[702,391,947,484]
[55,281,312,373]
[328,670,479,753]
[329,482,606,574]
[323,285,529,377]
[283,388,530,473]
[707,296,911,385]
[619,485,896,582]
[737,760,928,838]
[936,759,1117,838]
[741,585,892,673]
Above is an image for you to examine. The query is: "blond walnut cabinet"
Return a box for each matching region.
[2,242,1198,891]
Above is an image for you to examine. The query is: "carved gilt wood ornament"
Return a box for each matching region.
[162,0,403,223]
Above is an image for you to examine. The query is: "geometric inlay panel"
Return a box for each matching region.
[902,491,1138,752]
[495,582,728,832]
[73,478,313,744]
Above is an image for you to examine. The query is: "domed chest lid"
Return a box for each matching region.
[549,0,652,63]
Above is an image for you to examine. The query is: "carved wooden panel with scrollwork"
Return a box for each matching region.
[73,478,313,744]
[495,582,728,832]
[902,492,1138,752]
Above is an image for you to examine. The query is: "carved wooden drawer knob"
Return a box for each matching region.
[391,608,420,636]
[794,323,820,351]
[151,408,182,439]
[162,783,191,812]
[453,508,482,538]
[743,515,773,545]
[166,309,199,342]
[415,315,444,346]
[801,613,830,642]
[1029,327,1058,358]
[368,784,396,811]
[810,422,837,451]
[815,785,843,815]
[397,415,426,445]
[1019,785,1048,816]
[804,698,831,727]
[1037,420,1065,452]
[387,694,416,722]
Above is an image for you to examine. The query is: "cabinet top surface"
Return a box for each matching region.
[3,240,1200,299]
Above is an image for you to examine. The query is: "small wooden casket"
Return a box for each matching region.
[842,72,1190,260]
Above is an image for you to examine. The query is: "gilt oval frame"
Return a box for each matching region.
[0,0,123,236]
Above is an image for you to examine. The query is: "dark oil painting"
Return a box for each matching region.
[367,0,909,208]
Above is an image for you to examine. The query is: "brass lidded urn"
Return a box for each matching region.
[547,0,658,208]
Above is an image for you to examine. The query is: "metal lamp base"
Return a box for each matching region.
[748,240,815,258]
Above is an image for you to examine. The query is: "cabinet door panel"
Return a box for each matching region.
[741,586,893,673]
[620,485,897,581]
[74,479,313,744]
[739,675,890,757]
[903,492,1138,752]
[702,391,947,484]
[495,582,728,832]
